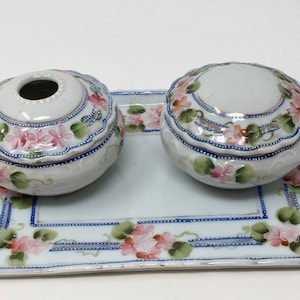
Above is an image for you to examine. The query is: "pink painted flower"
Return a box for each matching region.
[223,125,247,146]
[171,96,192,114]
[49,124,73,147]
[210,164,235,183]
[25,129,52,150]
[119,224,175,260]
[142,105,163,129]
[287,93,300,124]
[0,167,10,184]
[264,226,298,247]
[172,77,194,100]
[5,126,28,150]
[7,236,49,255]
[283,164,300,186]
[128,114,143,126]
[0,186,21,198]
[88,93,108,111]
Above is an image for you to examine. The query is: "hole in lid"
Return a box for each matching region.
[19,80,59,100]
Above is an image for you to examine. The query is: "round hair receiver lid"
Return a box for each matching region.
[0,70,117,164]
[165,62,300,157]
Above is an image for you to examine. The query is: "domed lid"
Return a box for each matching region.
[164,62,300,157]
[0,70,117,163]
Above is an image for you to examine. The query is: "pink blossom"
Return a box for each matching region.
[5,126,28,150]
[264,226,298,247]
[49,124,73,147]
[7,236,49,254]
[128,114,143,126]
[142,105,163,129]
[171,96,192,114]
[224,125,246,146]
[283,164,300,186]
[119,224,176,260]
[88,93,108,111]
[0,186,21,198]
[172,77,193,100]
[210,164,235,183]
[287,96,300,124]
[25,129,52,150]
[0,167,10,184]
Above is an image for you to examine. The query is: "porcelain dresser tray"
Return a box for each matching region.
[1,91,300,277]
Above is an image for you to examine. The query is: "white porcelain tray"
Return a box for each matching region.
[1,90,300,277]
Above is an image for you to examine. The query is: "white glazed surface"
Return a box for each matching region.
[161,63,300,188]
[0,70,125,195]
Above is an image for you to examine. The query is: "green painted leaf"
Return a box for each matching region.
[192,157,215,175]
[235,164,256,184]
[188,69,203,77]
[274,114,295,133]
[252,222,269,234]
[278,84,292,99]
[186,82,200,94]
[178,109,198,123]
[290,211,300,225]
[7,252,28,267]
[277,207,297,222]
[33,229,58,241]
[168,241,193,258]
[10,195,33,209]
[246,123,262,145]
[251,222,269,242]
[290,236,300,254]
[274,70,292,83]
[286,184,300,194]
[111,221,134,239]
[28,150,43,158]
[0,229,16,248]
[10,172,30,189]
[125,124,145,133]
[71,122,89,139]
[0,123,8,141]
[127,105,146,115]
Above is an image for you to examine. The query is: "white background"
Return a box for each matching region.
[1,0,300,299]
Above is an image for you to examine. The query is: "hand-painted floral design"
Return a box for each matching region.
[111,221,193,259]
[274,72,300,133]
[243,206,300,254]
[49,123,73,147]
[4,124,73,153]
[283,164,300,186]
[223,124,247,146]
[125,104,163,133]
[0,228,57,266]
[88,93,108,111]
[210,164,235,183]
[191,156,256,185]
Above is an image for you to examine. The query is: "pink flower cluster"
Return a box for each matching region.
[283,164,300,186]
[171,77,193,114]
[88,93,108,111]
[210,164,235,183]
[7,236,49,255]
[284,82,300,124]
[128,105,163,130]
[119,224,176,259]
[223,124,247,146]
[264,225,298,247]
[5,124,73,151]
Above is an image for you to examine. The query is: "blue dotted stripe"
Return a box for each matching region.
[164,114,299,160]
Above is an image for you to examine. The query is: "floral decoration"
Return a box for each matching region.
[243,206,300,254]
[188,156,256,185]
[282,164,300,194]
[168,67,300,147]
[125,104,163,133]
[110,221,193,259]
